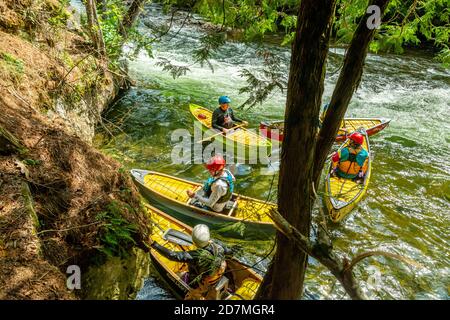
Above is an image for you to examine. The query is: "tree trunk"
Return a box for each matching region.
[313,0,391,187]
[85,0,106,57]
[119,0,147,37]
[256,0,336,299]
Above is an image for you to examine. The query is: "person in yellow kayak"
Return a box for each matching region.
[149,224,237,299]
[212,96,248,133]
[187,154,235,213]
[331,132,368,184]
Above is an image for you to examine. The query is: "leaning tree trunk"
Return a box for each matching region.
[85,0,106,57]
[119,0,147,37]
[313,0,391,186]
[255,0,337,299]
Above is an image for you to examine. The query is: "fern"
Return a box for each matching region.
[96,201,138,258]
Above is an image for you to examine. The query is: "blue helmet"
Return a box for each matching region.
[218,96,231,104]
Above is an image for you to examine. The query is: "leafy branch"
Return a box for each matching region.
[238,50,287,109]
[155,57,191,79]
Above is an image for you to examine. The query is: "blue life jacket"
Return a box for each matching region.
[202,169,234,204]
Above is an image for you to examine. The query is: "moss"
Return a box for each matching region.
[81,248,150,299]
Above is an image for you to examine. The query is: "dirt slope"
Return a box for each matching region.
[0,0,149,299]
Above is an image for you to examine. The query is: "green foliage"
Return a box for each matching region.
[96,201,138,258]
[48,0,71,27]
[0,52,25,84]
[92,0,154,68]
[189,247,224,285]
[193,32,227,71]
[334,0,449,64]
[159,0,449,67]
[22,159,42,166]
[238,50,287,109]
[437,46,450,67]
[156,57,191,79]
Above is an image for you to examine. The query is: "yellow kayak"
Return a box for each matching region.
[324,129,371,222]
[131,169,276,239]
[189,104,272,157]
[146,203,262,300]
[260,118,390,142]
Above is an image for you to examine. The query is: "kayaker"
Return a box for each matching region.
[331,132,368,183]
[187,154,235,213]
[212,96,248,133]
[149,224,236,299]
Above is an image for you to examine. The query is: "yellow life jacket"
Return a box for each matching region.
[335,147,368,176]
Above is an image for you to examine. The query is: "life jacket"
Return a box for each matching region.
[202,170,234,204]
[185,242,228,300]
[217,108,234,129]
[336,147,368,178]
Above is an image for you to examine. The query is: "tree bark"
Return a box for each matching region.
[266,208,366,299]
[119,0,147,37]
[255,0,336,300]
[85,0,106,57]
[312,0,391,187]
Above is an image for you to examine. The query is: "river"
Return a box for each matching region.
[95,4,450,300]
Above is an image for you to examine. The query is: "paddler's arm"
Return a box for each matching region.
[193,182,227,209]
[150,241,194,262]
[212,109,226,131]
[230,108,248,126]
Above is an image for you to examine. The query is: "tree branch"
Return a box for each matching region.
[119,0,147,38]
[345,250,422,272]
[267,208,419,300]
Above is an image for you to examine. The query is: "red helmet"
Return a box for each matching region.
[205,155,226,174]
[349,132,364,145]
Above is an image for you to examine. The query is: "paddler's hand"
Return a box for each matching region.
[357,170,364,178]
[186,190,196,198]
[242,121,249,127]
[222,128,229,134]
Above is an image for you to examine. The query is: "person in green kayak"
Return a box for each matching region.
[186,154,235,213]
[212,96,248,133]
[331,132,369,184]
[149,224,238,299]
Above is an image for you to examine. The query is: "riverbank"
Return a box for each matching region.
[0,0,150,299]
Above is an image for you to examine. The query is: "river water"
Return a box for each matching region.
[95,4,450,300]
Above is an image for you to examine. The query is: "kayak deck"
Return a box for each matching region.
[149,207,192,277]
[260,118,389,142]
[190,104,271,148]
[328,176,365,204]
[337,118,385,135]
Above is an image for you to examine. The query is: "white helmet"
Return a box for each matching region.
[192,224,210,248]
